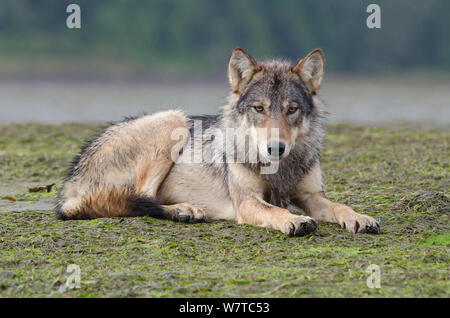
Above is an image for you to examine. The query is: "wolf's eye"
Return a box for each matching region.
[287,106,298,114]
[254,105,264,113]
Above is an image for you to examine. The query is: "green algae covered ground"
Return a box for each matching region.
[0,123,448,297]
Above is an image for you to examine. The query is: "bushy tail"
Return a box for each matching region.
[56,189,165,220]
[127,196,165,218]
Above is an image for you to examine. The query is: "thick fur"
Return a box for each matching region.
[56,110,187,220]
[56,48,380,235]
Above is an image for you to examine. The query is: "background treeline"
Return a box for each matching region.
[0,0,449,77]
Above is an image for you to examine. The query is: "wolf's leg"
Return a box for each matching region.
[160,203,206,223]
[237,196,317,236]
[228,163,317,236]
[294,162,380,234]
[134,142,205,223]
[128,110,206,223]
[136,161,205,223]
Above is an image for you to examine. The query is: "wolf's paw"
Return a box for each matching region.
[339,212,380,234]
[283,216,317,237]
[171,203,206,223]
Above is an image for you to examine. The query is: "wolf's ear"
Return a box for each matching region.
[292,48,324,95]
[228,47,260,93]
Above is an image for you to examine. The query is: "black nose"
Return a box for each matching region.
[267,142,286,156]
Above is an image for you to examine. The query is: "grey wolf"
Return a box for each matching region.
[56,48,380,236]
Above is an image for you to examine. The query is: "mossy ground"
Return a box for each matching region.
[0,123,448,297]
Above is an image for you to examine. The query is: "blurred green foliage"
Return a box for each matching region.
[0,0,449,76]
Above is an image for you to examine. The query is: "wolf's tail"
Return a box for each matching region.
[127,196,165,218]
[55,189,165,220]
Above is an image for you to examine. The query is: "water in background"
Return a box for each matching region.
[1,76,449,127]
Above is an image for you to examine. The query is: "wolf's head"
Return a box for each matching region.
[225,47,324,163]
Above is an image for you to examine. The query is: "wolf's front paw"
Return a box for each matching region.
[338,211,380,234]
[171,203,206,223]
[283,216,317,237]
